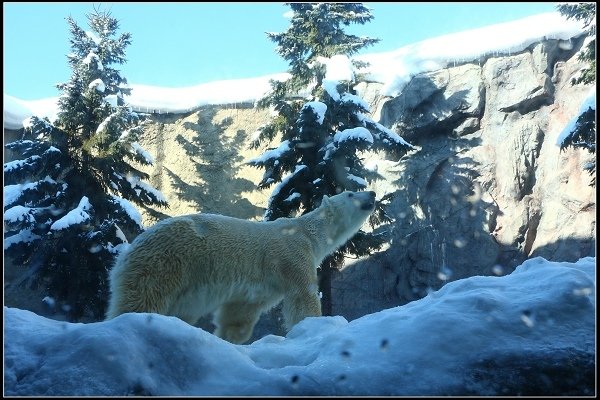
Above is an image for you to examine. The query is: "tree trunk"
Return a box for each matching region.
[319,263,333,316]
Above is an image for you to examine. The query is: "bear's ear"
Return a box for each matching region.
[321,195,330,207]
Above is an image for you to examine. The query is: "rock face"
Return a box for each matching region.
[333,36,596,320]
[132,105,274,226]
[3,37,595,335]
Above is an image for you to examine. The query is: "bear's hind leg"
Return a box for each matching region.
[282,290,322,332]
[213,301,266,344]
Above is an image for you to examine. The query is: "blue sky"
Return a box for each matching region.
[4,2,557,100]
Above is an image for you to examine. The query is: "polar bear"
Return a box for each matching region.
[105,190,376,344]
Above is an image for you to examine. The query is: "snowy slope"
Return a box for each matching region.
[3,12,585,130]
[4,256,595,396]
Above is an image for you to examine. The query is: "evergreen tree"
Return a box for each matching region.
[3,8,167,320]
[249,3,415,314]
[557,2,596,185]
[557,2,596,85]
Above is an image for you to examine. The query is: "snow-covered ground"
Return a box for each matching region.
[3,12,585,130]
[4,256,595,396]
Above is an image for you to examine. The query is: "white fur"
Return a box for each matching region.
[106,190,376,343]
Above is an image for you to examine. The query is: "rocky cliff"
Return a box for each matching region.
[3,36,595,337]
[331,36,596,319]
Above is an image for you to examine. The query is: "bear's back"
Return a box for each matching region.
[125,213,309,263]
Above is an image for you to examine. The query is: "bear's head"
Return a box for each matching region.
[319,190,376,250]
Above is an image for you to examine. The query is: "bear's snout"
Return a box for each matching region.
[359,191,376,211]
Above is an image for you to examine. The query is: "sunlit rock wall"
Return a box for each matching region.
[332,36,596,319]
[134,104,273,226]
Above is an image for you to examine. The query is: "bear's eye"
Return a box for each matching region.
[348,193,354,198]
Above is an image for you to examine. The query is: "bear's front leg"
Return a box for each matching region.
[282,289,322,332]
[213,301,266,344]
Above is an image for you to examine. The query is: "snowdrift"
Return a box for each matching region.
[4,256,595,396]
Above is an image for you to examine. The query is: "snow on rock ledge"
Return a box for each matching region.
[3,12,584,129]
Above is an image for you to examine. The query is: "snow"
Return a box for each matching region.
[3,94,59,130]
[3,155,40,172]
[114,224,128,243]
[354,12,586,96]
[248,140,292,164]
[3,205,37,223]
[3,176,57,207]
[317,54,355,82]
[82,51,103,70]
[121,73,289,114]
[556,85,596,146]
[3,229,41,250]
[341,92,370,111]
[347,173,368,188]
[334,126,374,144]
[85,30,101,45]
[96,112,118,134]
[283,192,301,203]
[125,174,167,203]
[88,78,106,93]
[2,12,594,395]
[357,112,416,148]
[105,241,129,255]
[322,80,341,101]
[267,164,307,215]
[302,101,327,124]
[50,196,92,230]
[3,256,595,396]
[110,194,144,229]
[131,141,154,164]
[4,12,584,128]
[317,55,362,105]
[104,94,118,107]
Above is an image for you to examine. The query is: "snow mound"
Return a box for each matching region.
[4,256,595,396]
